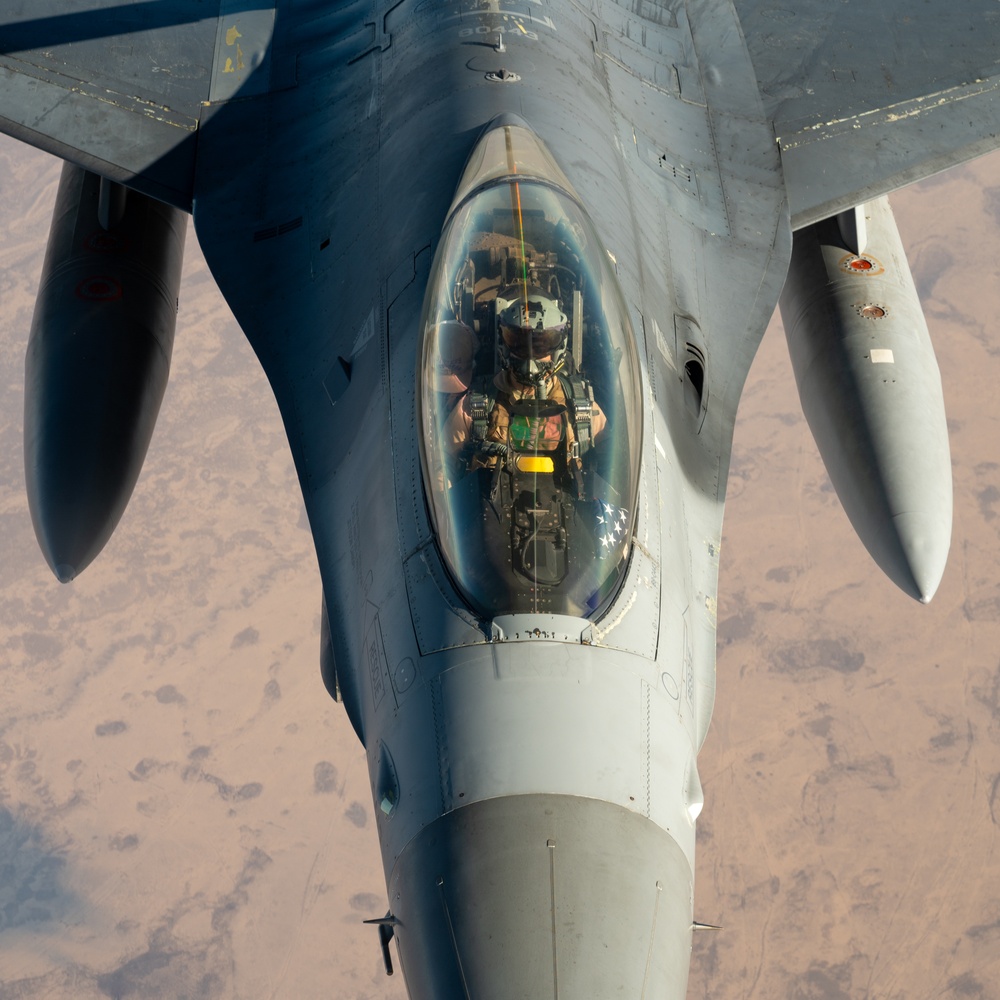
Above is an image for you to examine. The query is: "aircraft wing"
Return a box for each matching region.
[734,0,1000,228]
[1,1,998,223]
[0,1,277,210]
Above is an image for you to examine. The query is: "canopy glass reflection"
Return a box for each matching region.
[419,125,642,619]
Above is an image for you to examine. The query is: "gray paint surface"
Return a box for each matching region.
[0,1,999,997]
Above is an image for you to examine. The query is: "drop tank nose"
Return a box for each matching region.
[24,163,185,581]
[387,794,693,999]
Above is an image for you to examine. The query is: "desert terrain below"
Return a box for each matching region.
[0,136,998,999]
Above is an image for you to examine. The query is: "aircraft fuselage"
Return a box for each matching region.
[188,0,792,993]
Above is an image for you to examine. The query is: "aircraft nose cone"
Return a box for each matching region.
[388,794,693,1000]
[891,510,951,604]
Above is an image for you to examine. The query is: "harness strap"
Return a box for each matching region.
[563,373,594,459]
[467,390,494,443]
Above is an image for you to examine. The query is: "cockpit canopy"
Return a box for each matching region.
[418,123,642,620]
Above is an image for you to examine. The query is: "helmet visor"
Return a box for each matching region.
[501,321,565,360]
[499,291,566,359]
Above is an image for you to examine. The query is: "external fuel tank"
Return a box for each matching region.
[24,163,186,582]
[779,196,951,602]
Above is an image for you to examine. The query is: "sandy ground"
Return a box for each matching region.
[0,134,998,999]
[0,140,406,999]
[691,158,1000,1000]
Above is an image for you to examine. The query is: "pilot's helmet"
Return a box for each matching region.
[431,320,475,393]
[498,287,567,384]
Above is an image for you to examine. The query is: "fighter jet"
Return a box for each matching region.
[2,0,999,995]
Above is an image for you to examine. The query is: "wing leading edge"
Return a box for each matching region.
[1,2,998,223]
[734,0,1000,228]
[0,1,277,210]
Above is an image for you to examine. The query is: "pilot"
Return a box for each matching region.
[476,287,606,465]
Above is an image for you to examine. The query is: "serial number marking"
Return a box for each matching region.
[459,22,540,40]
[445,5,556,37]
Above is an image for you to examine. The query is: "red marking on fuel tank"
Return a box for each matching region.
[84,230,129,253]
[839,253,884,276]
[857,303,888,319]
[75,276,123,301]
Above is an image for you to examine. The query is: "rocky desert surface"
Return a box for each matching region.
[1,136,998,999]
